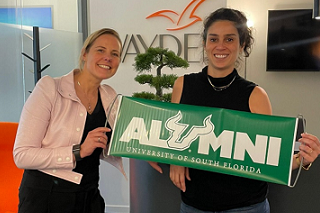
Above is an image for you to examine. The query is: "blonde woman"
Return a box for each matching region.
[14,28,125,213]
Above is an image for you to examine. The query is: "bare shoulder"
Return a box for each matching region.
[171,76,184,103]
[249,86,272,115]
[173,76,184,90]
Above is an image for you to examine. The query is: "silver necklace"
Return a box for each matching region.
[77,81,93,113]
[207,75,236,92]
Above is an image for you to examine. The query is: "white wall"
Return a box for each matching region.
[227,0,320,137]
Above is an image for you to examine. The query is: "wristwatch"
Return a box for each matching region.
[72,144,82,161]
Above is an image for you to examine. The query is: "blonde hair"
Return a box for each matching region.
[78,28,122,70]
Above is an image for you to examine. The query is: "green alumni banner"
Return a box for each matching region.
[108,96,298,186]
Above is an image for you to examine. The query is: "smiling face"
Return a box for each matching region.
[204,20,243,77]
[82,34,121,80]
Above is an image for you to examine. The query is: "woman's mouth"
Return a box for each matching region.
[214,54,228,59]
[98,64,111,69]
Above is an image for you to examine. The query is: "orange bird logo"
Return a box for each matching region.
[146,0,206,31]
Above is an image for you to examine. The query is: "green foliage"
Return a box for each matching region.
[133,47,189,102]
[132,91,172,102]
[132,92,156,100]
[134,74,177,89]
[134,47,189,73]
[162,93,173,102]
[134,74,153,84]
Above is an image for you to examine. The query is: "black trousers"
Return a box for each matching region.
[18,170,105,213]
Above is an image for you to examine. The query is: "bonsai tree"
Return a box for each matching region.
[133,47,189,102]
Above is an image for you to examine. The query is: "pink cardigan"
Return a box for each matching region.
[13,70,126,184]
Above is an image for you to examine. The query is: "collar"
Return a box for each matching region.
[57,69,81,101]
[202,67,238,87]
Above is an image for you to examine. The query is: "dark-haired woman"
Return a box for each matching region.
[149,8,320,213]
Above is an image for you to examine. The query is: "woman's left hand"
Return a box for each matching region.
[298,133,320,165]
[80,127,111,158]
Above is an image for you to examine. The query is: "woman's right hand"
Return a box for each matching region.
[170,165,191,192]
[80,127,111,158]
[148,161,163,173]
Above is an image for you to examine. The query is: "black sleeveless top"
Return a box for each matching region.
[180,67,268,211]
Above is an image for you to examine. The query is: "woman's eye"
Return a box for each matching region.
[112,53,119,57]
[226,38,234,42]
[97,49,104,53]
[210,38,217,42]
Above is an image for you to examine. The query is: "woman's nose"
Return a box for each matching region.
[216,41,226,49]
[104,53,112,62]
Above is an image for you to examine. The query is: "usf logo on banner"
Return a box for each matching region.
[108,96,298,186]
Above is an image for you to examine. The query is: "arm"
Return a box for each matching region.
[249,86,272,115]
[13,76,74,170]
[171,76,184,104]
[249,86,320,170]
